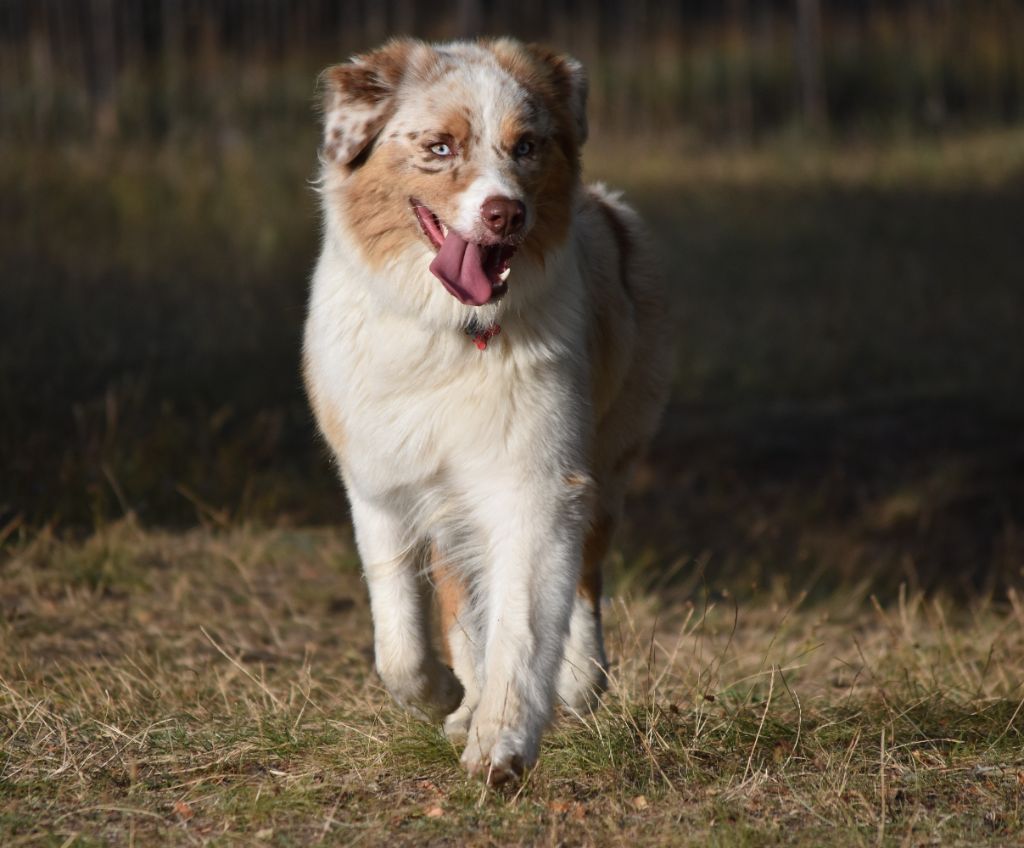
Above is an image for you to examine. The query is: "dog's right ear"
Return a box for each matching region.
[319,39,416,168]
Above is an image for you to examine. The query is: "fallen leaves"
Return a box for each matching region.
[548,800,587,820]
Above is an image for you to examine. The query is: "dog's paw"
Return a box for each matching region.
[460,722,535,786]
[380,661,464,721]
[443,704,473,744]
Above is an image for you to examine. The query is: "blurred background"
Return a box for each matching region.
[2,1,1022,596]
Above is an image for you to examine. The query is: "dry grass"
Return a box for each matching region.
[2,520,1022,846]
[3,124,1023,846]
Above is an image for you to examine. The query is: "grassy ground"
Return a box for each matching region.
[2,129,1024,843]
[2,521,1023,846]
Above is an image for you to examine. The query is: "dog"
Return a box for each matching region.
[303,37,671,784]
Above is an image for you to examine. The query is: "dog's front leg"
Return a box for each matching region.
[460,478,584,784]
[348,491,463,719]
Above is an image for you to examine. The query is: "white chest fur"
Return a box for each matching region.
[304,222,590,504]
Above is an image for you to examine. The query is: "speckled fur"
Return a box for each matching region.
[304,38,671,784]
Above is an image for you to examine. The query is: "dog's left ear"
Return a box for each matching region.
[525,45,589,147]
[319,39,417,167]
[553,54,589,147]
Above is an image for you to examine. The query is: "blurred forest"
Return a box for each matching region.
[2,0,1024,143]
[2,1,1023,595]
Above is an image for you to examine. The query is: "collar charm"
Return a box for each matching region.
[465,321,501,351]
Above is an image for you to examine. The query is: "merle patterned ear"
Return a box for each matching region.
[555,54,588,146]
[525,45,589,147]
[320,39,416,167]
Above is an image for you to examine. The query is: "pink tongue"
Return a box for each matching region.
[429,231,493,306]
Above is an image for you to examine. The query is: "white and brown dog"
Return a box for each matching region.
[304,38,671,784]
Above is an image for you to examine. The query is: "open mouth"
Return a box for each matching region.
[412,200,516,306]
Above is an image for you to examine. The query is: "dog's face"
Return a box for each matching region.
[319,39,588,307]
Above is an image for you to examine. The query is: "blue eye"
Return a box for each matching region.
[430,142,452,157]
[514,139,534,157]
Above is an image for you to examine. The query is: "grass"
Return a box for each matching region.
[2,520,1023,846]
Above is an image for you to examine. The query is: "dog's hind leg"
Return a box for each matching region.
[557,511,611,713]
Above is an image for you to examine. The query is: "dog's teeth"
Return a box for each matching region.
[440,224,448,237]
[498,267,511,282]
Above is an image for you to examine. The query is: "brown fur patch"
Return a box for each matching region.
[302,354,346,459]
[487,41,585,162]
[438,107,473,150]
[563,471,592,490]
[498,112,531,151]
[518,142,575,264]
[324,39,415,109]
[342,135,480,270]
[485,43,581,263]
[321,40,449,169]
[430,545,467,666]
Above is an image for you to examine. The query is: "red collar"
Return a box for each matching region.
[465,321,501,351]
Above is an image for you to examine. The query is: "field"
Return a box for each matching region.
[2,128,1024,844]
[3,524,1024,846]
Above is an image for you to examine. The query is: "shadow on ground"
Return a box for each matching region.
[2,141,1022,596]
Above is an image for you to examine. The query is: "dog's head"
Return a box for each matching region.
[318,38,588,308]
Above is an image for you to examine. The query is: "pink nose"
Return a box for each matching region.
[481,196,526,238]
